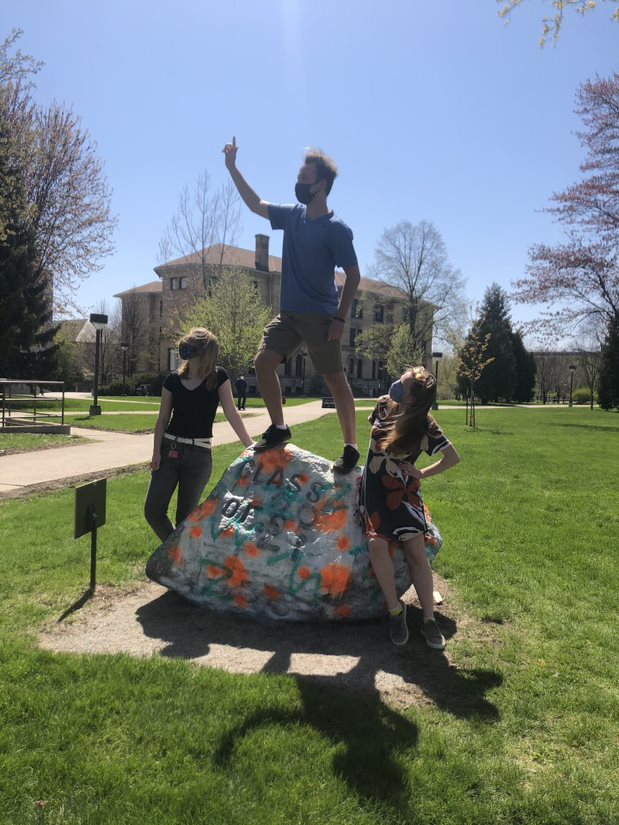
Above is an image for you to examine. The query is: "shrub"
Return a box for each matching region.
[573,387,593,405]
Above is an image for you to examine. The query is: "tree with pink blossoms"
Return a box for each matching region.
[513,73,619,343]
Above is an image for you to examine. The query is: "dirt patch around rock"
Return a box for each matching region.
[38,574,503,713]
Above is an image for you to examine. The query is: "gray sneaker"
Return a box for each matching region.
[389,602,409,646]
[421,618,446,650]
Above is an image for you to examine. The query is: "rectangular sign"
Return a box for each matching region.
[74,478,107,538]
[321,397,336,409]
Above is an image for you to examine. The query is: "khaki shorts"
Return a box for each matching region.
[259,312,343,376]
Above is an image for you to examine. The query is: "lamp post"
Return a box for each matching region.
[432,351,443,410]
[89,313,108,416]
[569,364,576,407]
[120,342,129,395]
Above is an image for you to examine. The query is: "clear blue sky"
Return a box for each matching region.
[3,1,619,344]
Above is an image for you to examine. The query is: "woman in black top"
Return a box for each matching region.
[144,327,253,542]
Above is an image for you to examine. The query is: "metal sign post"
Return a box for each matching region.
[74,478,107,592]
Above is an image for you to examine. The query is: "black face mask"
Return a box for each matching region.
[295,181,319,205]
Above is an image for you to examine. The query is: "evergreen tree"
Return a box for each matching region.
[598,316,619,410]
[512,328,537,402]
[0,104,57,378]
[470,284,517,403]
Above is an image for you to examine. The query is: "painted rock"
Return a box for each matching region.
[146,444,443,622]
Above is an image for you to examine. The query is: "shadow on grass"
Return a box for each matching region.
[136,591,501,816]
[57,587,95,621]
[214,677,419,816]
[552,422,619,434]
[136,591,501,719]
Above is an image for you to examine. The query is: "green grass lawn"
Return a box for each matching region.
[51,411,260,434]
[0,433,88,455]
[0,409,618,824]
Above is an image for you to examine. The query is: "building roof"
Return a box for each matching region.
[154,244,283,275]
[155,242,410,300]
[114,280,162,298]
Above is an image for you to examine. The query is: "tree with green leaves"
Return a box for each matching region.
[183,266,271,380]
[386,324,426,379]
[598,316,619,409]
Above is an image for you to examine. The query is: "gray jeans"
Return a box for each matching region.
[144,440,213,543]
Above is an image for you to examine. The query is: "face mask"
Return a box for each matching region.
[179,342,201,360]
[388,380,405,403]
[295,181,319,205]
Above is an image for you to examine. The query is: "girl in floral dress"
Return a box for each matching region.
[360,366,460,649]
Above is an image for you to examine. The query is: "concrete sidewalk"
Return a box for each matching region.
[0,401,336,495]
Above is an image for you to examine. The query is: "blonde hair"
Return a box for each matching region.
[382,366,437,455]
[177,327,219,390]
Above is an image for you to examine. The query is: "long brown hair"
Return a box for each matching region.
[177,327,219,390]
[382,366,437,455]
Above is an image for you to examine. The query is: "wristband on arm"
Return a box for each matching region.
[334,316,346,323]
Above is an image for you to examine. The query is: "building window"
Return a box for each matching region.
[357,358,363,379]
[295,354,304,378]
[372,360,376,380]
[403,307,410,323]
[349,328,359,347]
[168,348,179,371]
[170,277,177,290]
[352,298,363,319]
[348,358,354,376]
[373,305,384,323]
[159,300,163,317]
[284,357,292,377]
[179,276,188,289]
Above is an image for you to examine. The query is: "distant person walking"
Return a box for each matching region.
[360,367,460,650]
[145,328,253,543]
[235,374,248,410]
[223,136,361,473]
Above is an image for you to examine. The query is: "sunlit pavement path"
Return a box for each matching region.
[0,400,336,496]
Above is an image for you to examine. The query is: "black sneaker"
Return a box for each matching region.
[254,424,292,452]
[421,618,446,650]
[389,602,409,646]
[333,445,360,474]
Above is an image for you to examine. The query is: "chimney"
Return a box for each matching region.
[255,234,270,272]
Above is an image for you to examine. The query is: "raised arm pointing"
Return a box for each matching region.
[223,136,270,219]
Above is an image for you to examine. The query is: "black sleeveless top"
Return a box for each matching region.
[163,367,230,438]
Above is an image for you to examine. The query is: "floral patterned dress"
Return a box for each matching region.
[360,396,450,544]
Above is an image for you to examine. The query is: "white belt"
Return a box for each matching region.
[164,433,212,449]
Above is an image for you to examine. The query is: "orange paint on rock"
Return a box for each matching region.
[336,604,352,618]
[317,509,348,533]
[298,566,312,581]
[284,520,298,531]
[190,526,203,539]
[234,594,249,609]
[207,565,225,579]
[320,563,351,598]
[220,526,236,539]
[337,536,352,552]
[243,542,262,558]
[167,546,183,565]
[224,556,249,588]
[190,499,218,521]
[264,585,280,601]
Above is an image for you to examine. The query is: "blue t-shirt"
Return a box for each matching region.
[268,203,358,315]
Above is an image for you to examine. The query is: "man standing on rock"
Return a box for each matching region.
[223,137,361,473]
